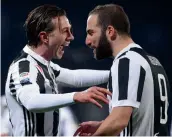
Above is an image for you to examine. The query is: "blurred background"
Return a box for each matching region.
[1,0,172,135]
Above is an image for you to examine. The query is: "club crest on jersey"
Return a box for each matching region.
[20,72,30,81]
[20,72,29,77]
[19,72,32,85]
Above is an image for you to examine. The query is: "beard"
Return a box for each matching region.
[95,32,113,60]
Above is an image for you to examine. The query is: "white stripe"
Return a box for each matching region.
[128,59,140,102]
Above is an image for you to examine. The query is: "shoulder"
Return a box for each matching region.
[114,50,150,72]
[50,61,61,71]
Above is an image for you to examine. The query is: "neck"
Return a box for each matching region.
[112,35,134,57]
[29,44,52,61]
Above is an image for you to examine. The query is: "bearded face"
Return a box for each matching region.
[95,31,113,60]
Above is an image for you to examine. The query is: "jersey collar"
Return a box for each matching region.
[115,43,142,60]
[23,45,50,66]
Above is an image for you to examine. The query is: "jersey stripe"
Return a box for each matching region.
[9,75,16,97]
[19,61,30,74]
[53,111,59,136]
[137,66,146,102]
[118,58,130,100]
[23,107,27,136]
[31,112,35,136]
[35,69,45,136]
[13,51,28,63]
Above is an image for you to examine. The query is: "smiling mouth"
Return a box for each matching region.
[59,46,64,51]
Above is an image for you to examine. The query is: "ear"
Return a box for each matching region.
[39,31,49,44]
[106,25,117,41]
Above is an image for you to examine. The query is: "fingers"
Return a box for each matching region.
[79,133,91,136]
[96,87,112,96]
[73,126,83,136]
[80,121,92,126]
[92,94,109,104]
[93,90,107,99]
[89,98,102,108]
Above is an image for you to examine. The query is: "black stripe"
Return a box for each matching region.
[117,51,127,59]
[10,75,14,83]
[23,107,27,136]
[36,69,45,94]
[123,128,125,136]
[37,62,51,80]
[130,116,132,136]
[10,89,16,94]
[51,67,60,78]
[13,51,28,63]
[36,71,45,136]
[35,59,59,136]
[37,63,58,135]
[127,124,129,136]
[108,71,113,93]
[37,62,56,92]
[53,111,59,136]
[9,83,15,89]
[118,58,130,100]
[9,75,16,97]
[38,62,56,94]
[19,60,30,74]
[31,112,35,136]
[27,111,31,136]
[36,113,45,136]
[137,66,146,102]
[19,60,33,86]
[127,124,130,136]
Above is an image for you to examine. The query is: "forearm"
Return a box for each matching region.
[18,85,76,113]
[93,115,125,136]
[56,69,109,87]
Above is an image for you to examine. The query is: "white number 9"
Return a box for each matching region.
[158,74,168,124]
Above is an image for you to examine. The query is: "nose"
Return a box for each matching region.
[85,37,91,47]
[67,32,74,41]
[70,33,74,41]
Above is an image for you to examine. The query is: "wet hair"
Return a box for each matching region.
[24,4,66,47]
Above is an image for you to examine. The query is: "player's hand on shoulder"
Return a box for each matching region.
[73,86,112,108]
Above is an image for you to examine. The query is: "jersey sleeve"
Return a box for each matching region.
[7,60,40,103]
[50,61,109,88]
[111,57,146,108]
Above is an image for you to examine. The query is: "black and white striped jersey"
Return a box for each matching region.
[108,43,170,136]
[5,45,109,136]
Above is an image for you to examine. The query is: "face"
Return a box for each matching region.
[47,16,74,59]
[85,14,113,60]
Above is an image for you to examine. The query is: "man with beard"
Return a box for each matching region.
[5,5,112,136]
[74,4,171,136]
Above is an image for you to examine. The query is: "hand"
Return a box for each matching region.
[73,86,112,108]
[73,121,102,136]
[0,133,8,136]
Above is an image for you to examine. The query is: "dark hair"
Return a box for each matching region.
[24,4,66,47]
[89,4,130,36]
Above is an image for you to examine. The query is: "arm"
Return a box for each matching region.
[9,61,76,113]
[18,83,76,113]
[10,61,111,113]
[93,107,133,136]
[18,85,111,113]
[93,58,146,135]
[50,62,109,87]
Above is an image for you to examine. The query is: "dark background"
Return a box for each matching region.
[1,0,172,129]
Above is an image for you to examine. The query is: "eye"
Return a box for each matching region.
[63,28,72,35]
[87,30,94,36]
[89,32,94,36]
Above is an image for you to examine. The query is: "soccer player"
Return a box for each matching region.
[76,4,171,136]
[5,5,112,136]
